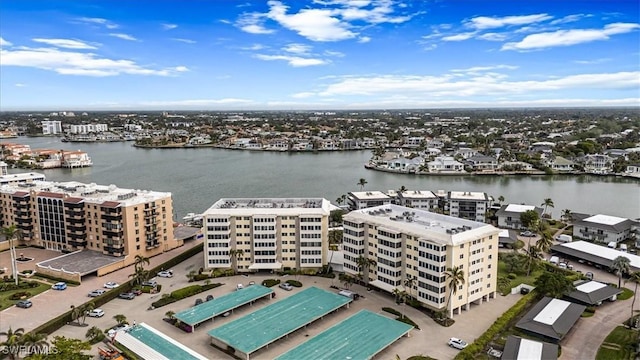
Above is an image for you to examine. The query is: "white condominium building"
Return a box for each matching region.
[202,198,331,272]
[343,205,499,317]
[41,120,62,135]
[347,191,392,211]
[447,191,490,222]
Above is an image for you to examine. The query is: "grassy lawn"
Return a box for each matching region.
[497,260,543,295]
[596,326,638,360]
[0,283,51,311]
[618,288,634,300]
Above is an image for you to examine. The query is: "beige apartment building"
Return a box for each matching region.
[202,198,331,272]
[343,205,499,317]
[0,180,180,267]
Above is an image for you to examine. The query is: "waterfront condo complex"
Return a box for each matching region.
[202,198,331,272]
[343,204,500,317]
[0,180,179,263]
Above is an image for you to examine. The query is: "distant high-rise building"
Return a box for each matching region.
[41,120,62,135]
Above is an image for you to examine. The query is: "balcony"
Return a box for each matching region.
[101,213,122,221]
[67,224,87,232]
[68,239,87,247]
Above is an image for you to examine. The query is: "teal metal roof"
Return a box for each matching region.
[125,323,207,360]
[275,310,413,360]
[208,286,352,355]
[174,284,273,326]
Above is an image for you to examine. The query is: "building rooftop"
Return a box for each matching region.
[516,297,585,341]
[502,336,558,360]
[344,204,499,246]
[399,190,436,199]
[204,198,331,215]
[114,323,207,360]
[551,241,640,271]
[584,214,626,226]
[566,280,623,305]
[37,250,124,276]
[449,191,488,201]
[0,172,46,185]
[0,180,170,206]
[505,204,536,213]
[275,310,412,360]
[349,191,391,200]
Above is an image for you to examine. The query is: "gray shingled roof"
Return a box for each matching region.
[515,297,586,341]
[565,281,623,305]
[502,336,558,360]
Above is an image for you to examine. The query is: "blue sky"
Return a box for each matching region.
[0,0,639,110]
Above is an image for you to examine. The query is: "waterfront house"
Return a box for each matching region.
[403,136,424,148]
[625,164,640,176]
[61,151,93,168]
[454,147,479,159]
[500,161,535,171]
[582,154,614,174]
[548,156,575,172]
[572,214,638,243]
[496,204,544,229]
[427,156,465,173]
[423,148,442,157]
[465,155,499,172]
[388,156,423,173]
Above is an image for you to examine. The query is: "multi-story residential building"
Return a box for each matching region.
[465,155,499,172]
[202,198,331,272]
[572,214,638,244]
[347,191,392,211]
[496,204,544,229]
[342,205,499,317]
[0,180,179,263]
[68,124,108,134]
[427,156,465,173]
[41,120,62,135]
[582,154,614,174]
[0,171,46,186]
[397,190,438,210]
[447,191,490,222]
[0,161,7,176]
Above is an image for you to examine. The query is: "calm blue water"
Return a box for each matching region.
[4,137,639,220]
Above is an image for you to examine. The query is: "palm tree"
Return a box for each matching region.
[355,256,376,285]
[78,302,94,325]
[341,274,354,289]
[113,314,127,325]
[0,327,25,360]
[497,195,505,205]
[561,209,573,223]
[535,230,554,253]
[134,254,150,272]
[612,256,631,288]
[336,197,343,206]
[85,326,103,343]
[392,287,403,304]
[70,305,82,324]
[445,266,465,318]
[165,310,176,320]
[404,275,416,300]
[541,198,555,217]
[229,248,244,274]
[398,185,407,194]
[626,272,640,327]
[21,332,49,355]
[357,178,368,190]
[1,225,20,285]
[186,269,197,282]
[524,244,542,276]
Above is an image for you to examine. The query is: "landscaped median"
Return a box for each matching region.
[150,283,223,308]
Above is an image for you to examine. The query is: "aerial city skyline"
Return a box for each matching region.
[0,0,639,110]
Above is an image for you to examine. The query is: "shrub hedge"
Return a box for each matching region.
[262,279,281,287]
[382,307,403,316]
[286,280,302,287]
[0,281,39,292]
[33,273,81,285]
[454,291,539,360]
[151,283,221,308]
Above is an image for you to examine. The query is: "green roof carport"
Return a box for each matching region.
[174,284,273,328]
[275,310,413,360]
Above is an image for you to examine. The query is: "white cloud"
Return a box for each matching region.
[15,83,26,87]
[162,23,178,30]
[477,32,507,41]
[254,54,329,66]
[451,65,518,73]
[466,14,553,30]
[282,43,311,54]
[0,37,12,47]
[236,13,275,34]
[314,71,639,98]
[109,33,138,41]
[574,58,611,65]
[266,1,356,41]
[324,50,344,57]
[550,14,591,25]
[291,91,316,98]
[171,38,196,44]
[502,22,640,51]
[442,32,476,41]
[32,38,98,49]
[358,36,371,43]
[0,46,187,77]
[76,17,119,29]
[241,24,275,34]
[241,43,267,50]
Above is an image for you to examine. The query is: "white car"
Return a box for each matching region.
[157,270,173,278]
[448,337,468,350]
[103,282,119,289]
[87,308,105,317]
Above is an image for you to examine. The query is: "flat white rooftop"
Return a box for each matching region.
[533,298,571,325]
[576,281,607,293]
[499,229,510,238]
[400,190,436,199]
[350,191,390,200]
[517,338,543,360]
[449,191,487,201]
[0,180,170,206]
[559,241,640,269]
[505,204,535,213]
[584,214,626,225]
[0,172,46,184]
[204,198,331,215]
[345,204,498,246]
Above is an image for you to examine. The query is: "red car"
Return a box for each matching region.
[132,289,143,296]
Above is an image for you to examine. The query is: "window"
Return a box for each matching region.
[459,254,464,259]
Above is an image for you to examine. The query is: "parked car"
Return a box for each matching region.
[132,289,143,296]
[16,300,32,308]
[520,231,534,237]
[586,272,594,280]
[51,282,67,290]
[236,284,244,290]
[86,308,105,317]
[157,270,173,278]
[279,283,293,291]
[104,282,119,289]
[448,338,468,350]
[142,280,157,288]
[118,292,135,300]
[88,289,107,297]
